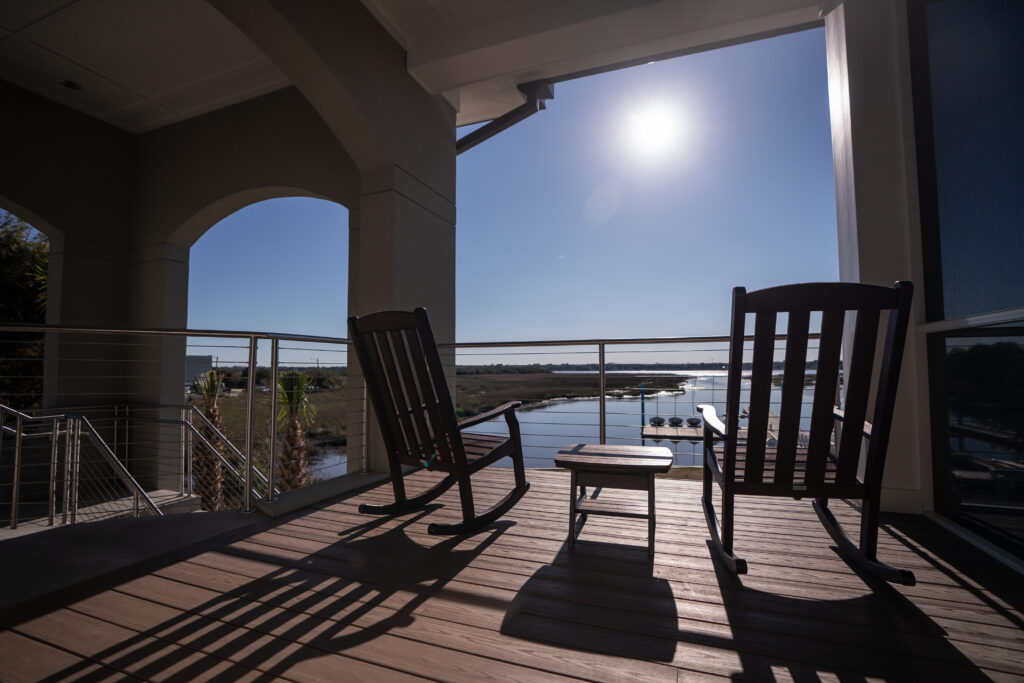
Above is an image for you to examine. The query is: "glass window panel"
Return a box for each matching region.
[945,335,1024,549]
[924,0,1024,319]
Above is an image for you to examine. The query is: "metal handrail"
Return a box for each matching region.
[442,332,819,348]
[126,403,273,490]
[2,404,162,527]
[124,415,274,501]
[73,415,162,517]
[0,322,350,345]
[0,322,819,347]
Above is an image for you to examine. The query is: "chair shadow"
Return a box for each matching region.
[709,538,993,682]
[500,535,678,662]
[39,506,512,682]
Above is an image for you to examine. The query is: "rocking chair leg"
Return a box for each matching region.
[702,463,747,574]
[428,479,530,535]
[813,499,915,586]
[358,473,456,515]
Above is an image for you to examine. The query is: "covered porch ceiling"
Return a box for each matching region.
[0,0,822,133]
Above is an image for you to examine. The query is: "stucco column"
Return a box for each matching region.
[347,166,457,473]
[43,233,133,408]
[825,0,932,512]
[124,242,190,491]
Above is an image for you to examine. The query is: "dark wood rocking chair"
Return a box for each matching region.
[348,308,530,535]
[700,281,916,585]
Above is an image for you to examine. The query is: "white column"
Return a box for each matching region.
[825,0,933,512]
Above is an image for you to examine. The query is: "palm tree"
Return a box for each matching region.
[192,370,225,511]
[276,370,318,491]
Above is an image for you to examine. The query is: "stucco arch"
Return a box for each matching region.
[0,195,63,246]
[170,186,345,250]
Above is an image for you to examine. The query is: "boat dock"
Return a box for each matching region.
[642,412,808,445]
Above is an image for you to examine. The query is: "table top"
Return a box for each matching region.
[554,443,674,473]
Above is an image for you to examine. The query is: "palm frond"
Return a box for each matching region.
[277,370,318,425]
[193,370,223,410]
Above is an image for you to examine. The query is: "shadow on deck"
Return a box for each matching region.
[0,468,1021,681]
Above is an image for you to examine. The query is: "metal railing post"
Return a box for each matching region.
[48,416,59,525]
[62,420,72,525]
[10,413,23,529]
[244,336,258,512]
[268,337,279,501]
[125,405,131,471]
[179,407,186,495]
[599,343,607,445]
[186,408,193,496]
[70,418,81,524]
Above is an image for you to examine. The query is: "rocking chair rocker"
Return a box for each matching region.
[701,281,916,585]
[348,308,530,535]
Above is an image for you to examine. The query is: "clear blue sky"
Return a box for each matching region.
[189,27,836,343]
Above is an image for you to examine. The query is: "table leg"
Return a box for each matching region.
[579,482,587,520]
[648,473,656,558]
[569,469,577,549]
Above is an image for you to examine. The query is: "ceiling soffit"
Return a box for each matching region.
[362,0,823,126]
[0,0,289,134]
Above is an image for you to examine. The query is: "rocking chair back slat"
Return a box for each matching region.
[743,311,777,484]
[380,329,423,462]
[804,309,845,488]
[833,308,879,487]
[723,288,747,479]
[387,328,441,466]
[405,316,463,468]
[359,325,413,465]
[773,309,810,487]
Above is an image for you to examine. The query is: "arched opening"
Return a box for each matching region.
[0,208,50,411]
[184,196,351,501]
[187,196,349,336]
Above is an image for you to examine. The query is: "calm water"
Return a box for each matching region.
[308,372,821,474]
[467,372,819,468]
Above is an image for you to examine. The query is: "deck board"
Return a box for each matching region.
[2,468,1022,681]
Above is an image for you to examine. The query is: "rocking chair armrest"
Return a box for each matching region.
[698,404,727,437]
[458,401,523,430]
[832,407,873,438]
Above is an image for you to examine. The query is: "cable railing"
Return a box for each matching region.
[441,331,825,468]
[0,404,161,530]
[2,321,836,524]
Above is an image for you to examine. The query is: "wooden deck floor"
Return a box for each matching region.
[2,468,1022,681]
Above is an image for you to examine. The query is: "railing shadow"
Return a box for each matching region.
[37,507,511,681]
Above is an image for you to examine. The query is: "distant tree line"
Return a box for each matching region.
[455,361,826,374]
[0,210,47,409]
[211,365,345,391]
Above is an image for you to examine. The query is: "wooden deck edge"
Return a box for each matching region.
[256,472,391,518]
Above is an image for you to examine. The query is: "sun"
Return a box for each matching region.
[625,103,683,162]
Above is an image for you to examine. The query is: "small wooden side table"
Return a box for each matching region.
[554,443,673,557]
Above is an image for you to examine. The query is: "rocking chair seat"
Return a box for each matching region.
[725,446,843,496]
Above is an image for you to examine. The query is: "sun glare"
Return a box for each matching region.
[625,103,683,163]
